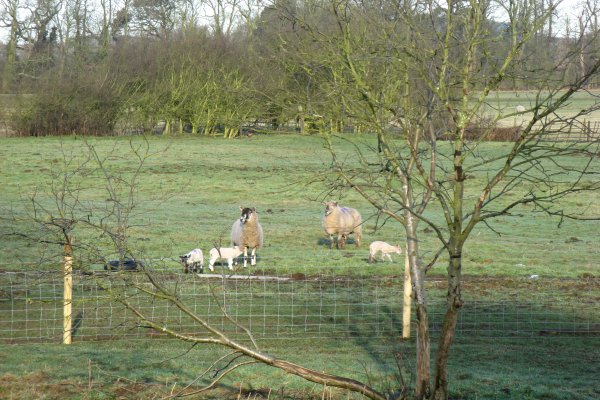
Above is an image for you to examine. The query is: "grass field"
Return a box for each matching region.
[0,134,599,399]
[0,134,598,277]
[484,89,600,138]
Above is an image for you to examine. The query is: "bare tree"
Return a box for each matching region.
[267,0,600,399]
[128,0,177,38]
[202,0,242,37]
[0,0,21,91]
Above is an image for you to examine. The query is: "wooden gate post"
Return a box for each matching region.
[63,237,73,345]
[402,249,412,339]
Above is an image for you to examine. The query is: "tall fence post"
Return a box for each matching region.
[402,249,412,338]
[63,236,73,345]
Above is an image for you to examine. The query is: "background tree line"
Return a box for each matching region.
[0,0,599,136]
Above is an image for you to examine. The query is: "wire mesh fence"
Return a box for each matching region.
[1,267,599,344]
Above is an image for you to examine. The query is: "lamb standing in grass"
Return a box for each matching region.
[179,248,204,273]
[208,246,243,271]
[231,207,264,268]
[322,201,362,249]
[368,241,402,263]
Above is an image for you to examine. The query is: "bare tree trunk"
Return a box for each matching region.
[432,248,463,400]
[431,128,466,399]
[414,303,431,399]
[405,214,431,399]
[579,14,587,87]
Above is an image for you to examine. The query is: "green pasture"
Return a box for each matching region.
[483,89,600,130]
[0,134,598,278]
[1,134,599,399]
[0,336,599,400]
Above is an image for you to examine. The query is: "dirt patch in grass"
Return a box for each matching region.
[0,372,170,400]
[0,372,344,399]
[453,275,600,302]
[0,372,82,399]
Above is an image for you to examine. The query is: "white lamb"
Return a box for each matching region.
[179,248,204,273]
[369,241,402,263]
[208,246,244,271]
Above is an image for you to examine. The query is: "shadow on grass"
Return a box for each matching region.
[316,237,360,248]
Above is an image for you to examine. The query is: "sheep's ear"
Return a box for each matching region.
[252,207,256,212]
[239,206,243,211]
[333,201,338,206]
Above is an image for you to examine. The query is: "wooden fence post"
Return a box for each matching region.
[402,249,412,339]
[63,237,73,345]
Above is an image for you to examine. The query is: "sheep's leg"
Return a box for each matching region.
[251,248,256,266]
[243,247,248,268]
[385,254,392,262]
[227,258,234,270]
[338,234,346,249]
[208,258,215,272]
[329,234,334,249]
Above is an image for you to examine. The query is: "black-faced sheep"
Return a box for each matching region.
[322,201,362,249]
[208,246,243,271]
[179,248,204,273]
[231,207,264,268]
[368,241,401,263]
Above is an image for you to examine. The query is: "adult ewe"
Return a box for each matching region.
[231,207,264,268]
[322,201,362,249]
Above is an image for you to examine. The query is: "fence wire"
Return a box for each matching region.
[0,268,599,344]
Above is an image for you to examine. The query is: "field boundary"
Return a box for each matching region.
[1,269,598,344]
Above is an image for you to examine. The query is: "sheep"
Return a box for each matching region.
[368,241,402,263]
[208,246,244,271]
[179,248,204,273]
[515,105,526,113]
[321,201,362,249]
[231,207,264,268]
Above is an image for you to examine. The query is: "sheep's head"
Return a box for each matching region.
[179,254,190,265]
[239,207,257,224]
[323,201,338,216]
